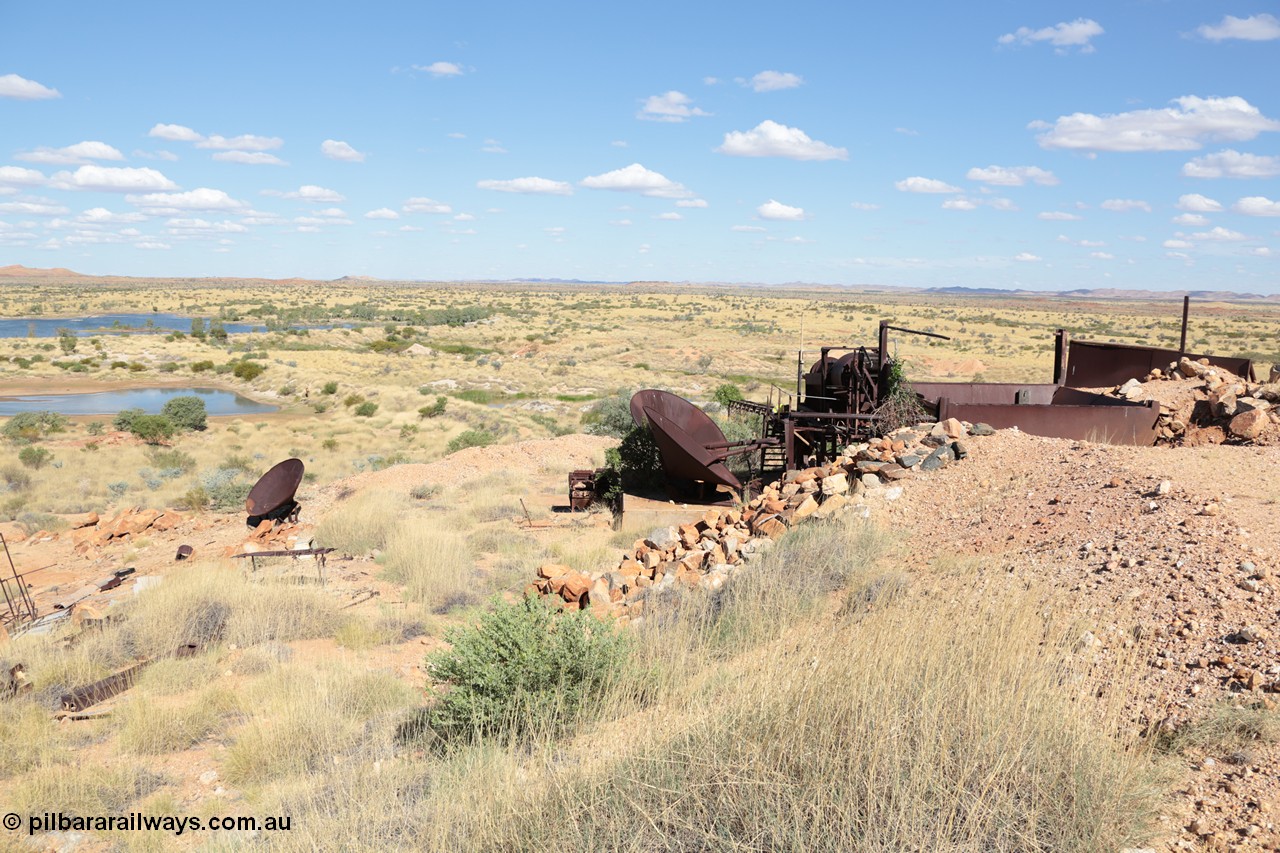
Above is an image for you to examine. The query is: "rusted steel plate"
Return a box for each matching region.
[60,662,147,711]
[1064,340,1254,388]
[912,382,1059,407]
[934,398,1160,446]
[629,390,724,447]
[643,407,742,490]
[245,458,304,516]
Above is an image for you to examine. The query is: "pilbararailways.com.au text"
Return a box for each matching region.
[8,811,292,836]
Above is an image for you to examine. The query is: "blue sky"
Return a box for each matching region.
[1,1,1278,290]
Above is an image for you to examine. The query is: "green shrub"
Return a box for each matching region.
[17,446,52,469]
[232,361,265,381]
[86,421,105,436]
[342,393,364,408]
[190,360,215,373]
[2,411,68,442]
[353,402,378,418]
[712,383,744,406]
[418,397,447,419]
[112,408,144,432]
[146,447,197,473]
[176,486,210,512]
[612,426,663,491]
[130,415,176,445]
[446,430,495,454]
[161,396,207,431]
[417,597,630,747]
[581,390,635,438]
[158,362,179,373]
[321,381,338,395]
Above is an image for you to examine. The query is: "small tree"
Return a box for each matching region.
[56,327,76,354]
[353,402,378,417]
[208,319,227,342]
[161,396,208,431]
[190,317,207,338]
[712,383,744,407]
[418,396,447,419]
[17,446,52,469]
[113,408,145,432]
[130,415,175,445]
[581,389,635,438]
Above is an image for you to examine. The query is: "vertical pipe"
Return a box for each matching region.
[1053,329,1067,385]
[1179,295,1190,355]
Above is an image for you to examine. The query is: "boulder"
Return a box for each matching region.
[820,472,849,495]
[1229,409,1267,441]
[66,511,99,530]
[792,495,820,520]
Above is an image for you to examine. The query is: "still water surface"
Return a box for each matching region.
[0,387,278,416]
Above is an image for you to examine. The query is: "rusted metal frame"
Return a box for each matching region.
[1053,330,1069,386]
[1064,339,1254,387]
[230,547,334,584]
[0,533,37,629]
[1179,295,1190,356]
[935,397,1160,446]
[60,643,201,712]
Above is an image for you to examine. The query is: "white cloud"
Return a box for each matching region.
[321,140,365,162]
[731,225,766,232]
[454,213,475,221]
[894,127,920,136]
[477,177,572,195]
[1197,14,1280,42]
[965,164,1059,186]
[16,141,124,165]
[717,120,847,161]
[212,151,287,165]
[164,217,248,237]
[50,165,177,192]
[638,90,709,122]
[1181,149,1280,178]
[1089,252,1115,259]
[609,219,632,226]
[414,61,463,77]
[850,201,880,211]
[998,18,1104,52]
[1252,247,1273,257]
[1176,193,1223,212]
[1038,211,1082,220]
[895,176,961,193]
[757,199,804,221]
[580,163,692,198]
[676,198,708,208]
[1100,198,1150,212]
[655,212,683,220]
[749,70,803,92]
[1173,213,1209,226]
[942,198,978,211]
[281,185,345,203]
[986,197,1019,211]
[611,140,628,147]
[0,166,46,187]
[78,207,146,224]
[196,134,283,151]
[148,123,202,142]
[399,225,424,232]
[446,132,466,140]
[1013,252,1042,262]
[134,241,170,250]
[1233,196,1280,217]
[133,149,179,161]
[364,208,399,220]
[0,200,68,215]
[481,139,507,154]
[1034,96,1280,151]
[1191,226,1246,241]
[0,73,59,99]
[127,188,245,211]
[402,197,452,214]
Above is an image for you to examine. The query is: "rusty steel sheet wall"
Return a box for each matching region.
[1064,340,1254,388]
[934,398,1160,446]
[912,382,1059,407]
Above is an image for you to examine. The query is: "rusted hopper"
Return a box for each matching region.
[630,390,774,494]
[917,384,1160,446]
[1063,340,1254,388]
[245,458,304,525]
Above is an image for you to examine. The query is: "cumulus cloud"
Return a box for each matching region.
[731,225,766,232]
[749,70,803,92]
[481,139,507,154]
[1181,149,1280,178]
[638,90,709,122]
[943,198,979,211]
[850,201,880,211]
[655,212,683,220]
[212,151,287,165]
[414,61,463,77]
[0,199,68,215]
[50,165,177,192]
[1038,211,1082,220]
[364,208,399,220]
[998,18,1104,52]
[1233,196,1280,217]
[1090,252,1115,259]
[965,164,1059,186]
[163,217,248,237]
[476,177,572,195]
[1100,198,1151,212]
[1197,14,1280,42]
[126,188,245,210]
[1014,252,1042,262]
[1173,213,1209,226]
[78,207,147,224]
[16,141,124,165]
[148,123,203,142]
[757,199,805,220]
[1191,226,1246,241]
[0,166,46,187]
[0,73,60,99]
[1163,239,1193,249]
[717,120,847,161]
[895,176,961,193]
[580,163,691,198]
[402,197,452,214]
[321,140,365,162]
[197,134,283,151]
[1033,96,1280,152]
[276,185,345,203]
[675,198,708,208]
[1176,193,1223,212]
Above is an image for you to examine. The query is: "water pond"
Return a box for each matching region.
[0,313,280,338]
[0,387,278,416]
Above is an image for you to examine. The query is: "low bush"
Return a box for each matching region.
[129,415,175,445]
[2,411,68,443]
[353,402,378,418]
[446,429,496,454]
[17,446,52,470]
[161,396,207,431]
[232,361,265,381]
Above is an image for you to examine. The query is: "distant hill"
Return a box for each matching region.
[0,264,84,279]
[926,285,1280,303]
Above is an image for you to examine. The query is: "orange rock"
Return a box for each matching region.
[538,563,571,579]
[66,511,99,530]
[151,512,185,532]
[555,572,590,603]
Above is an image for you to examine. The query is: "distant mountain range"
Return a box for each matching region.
[2,265,1277,302]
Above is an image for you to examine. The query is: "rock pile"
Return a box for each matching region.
[71,507,188,558]
[1111,357,1280,442]
[529,418,989,621]
[225,520,312,556]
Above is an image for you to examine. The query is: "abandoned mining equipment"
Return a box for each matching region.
[245,458,305,528]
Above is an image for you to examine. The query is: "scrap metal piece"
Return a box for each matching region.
[1063,339,1254,388]
[245,458,305,517]
[644,406,743,491]
[175,544,193,561]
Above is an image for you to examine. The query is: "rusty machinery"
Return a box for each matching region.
[245,458,304,527]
